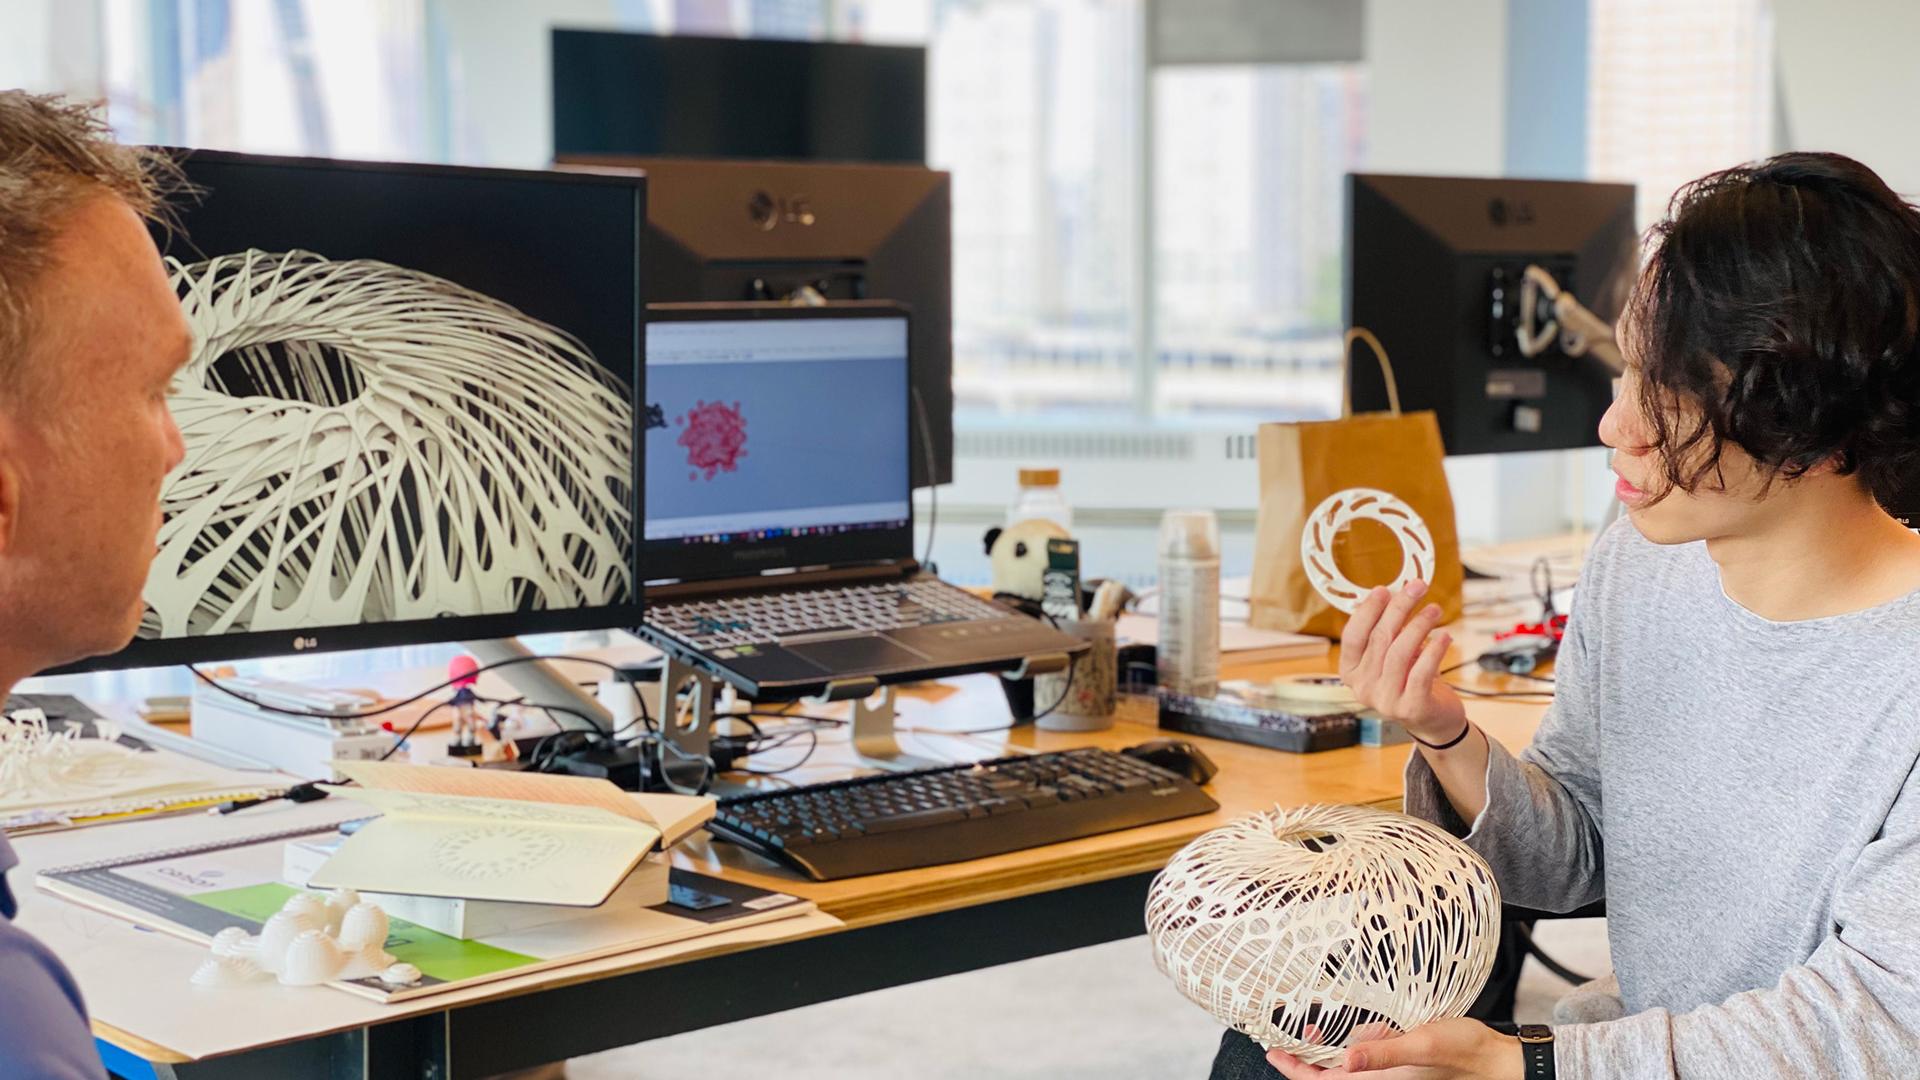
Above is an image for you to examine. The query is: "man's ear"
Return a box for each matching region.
[0,425,21,557]
[0,472,17,559]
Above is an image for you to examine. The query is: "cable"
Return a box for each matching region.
[1029,653,1079,724]
[899,652,1081,737]
[911,384,939,572]
[188,652,653,733]
[377,701,449,761]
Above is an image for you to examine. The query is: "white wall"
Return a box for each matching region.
[1362,0,1508,176]
[1774,0,1920,196]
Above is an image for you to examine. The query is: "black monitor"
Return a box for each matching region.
[558,154,952,488]
[551,28,926,165]
[62,150,646,672]
[1345,173,1638,455]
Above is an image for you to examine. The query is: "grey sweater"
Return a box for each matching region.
[1407,521,1920,1079]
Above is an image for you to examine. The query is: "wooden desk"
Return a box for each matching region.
[68,642,1551,1079]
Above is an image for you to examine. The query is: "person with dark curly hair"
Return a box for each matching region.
[1221,153,1920,1079]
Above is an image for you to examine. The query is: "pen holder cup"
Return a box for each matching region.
[1034,620,1118,731]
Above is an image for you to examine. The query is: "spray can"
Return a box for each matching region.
[1157,509,1220,697]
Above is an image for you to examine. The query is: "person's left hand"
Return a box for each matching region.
[1264,1018,1522,1080]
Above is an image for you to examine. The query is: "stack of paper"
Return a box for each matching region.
[1115,613,1330,664]
[0,740,284,834]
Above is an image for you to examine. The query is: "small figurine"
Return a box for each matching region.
[446,654,482,757]
[478,703,522,764]
[983,518,1072,610]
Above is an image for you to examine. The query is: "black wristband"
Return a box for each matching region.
[1487,1024,1555,1080]
[1517,1025,1555,1079]
[1408,719,1473,751]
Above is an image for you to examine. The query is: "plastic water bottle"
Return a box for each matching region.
[1009,468,1073,531]
[1157,509,1220,697]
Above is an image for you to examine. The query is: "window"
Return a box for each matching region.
[1153,64,1364,424]
[100,0,1364,428]
[921,0,1142,420]
[1587,0,1775,226]
[101,0,438,158]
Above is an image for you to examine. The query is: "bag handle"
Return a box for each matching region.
[1340,327,1402,418]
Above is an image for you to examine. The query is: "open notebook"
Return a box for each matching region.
[309,761,714,908]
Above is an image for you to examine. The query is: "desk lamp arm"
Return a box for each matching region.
[1518,264,1625,377]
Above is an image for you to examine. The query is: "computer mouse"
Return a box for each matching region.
[1122,738,1219,786]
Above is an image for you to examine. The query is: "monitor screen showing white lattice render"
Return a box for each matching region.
[72,151,644,671]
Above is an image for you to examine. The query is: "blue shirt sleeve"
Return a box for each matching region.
[0,837,107,1080]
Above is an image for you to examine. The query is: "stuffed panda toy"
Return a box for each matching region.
[983,518,1072,607]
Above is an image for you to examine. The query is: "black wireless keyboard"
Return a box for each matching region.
[708,747,1220,880]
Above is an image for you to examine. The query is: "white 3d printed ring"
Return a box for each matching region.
[1301,488,1434,614]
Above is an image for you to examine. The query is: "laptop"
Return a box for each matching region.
[639,302,1087,701]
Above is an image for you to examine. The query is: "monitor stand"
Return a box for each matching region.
[463,638,619,734]
[469,639,714,794]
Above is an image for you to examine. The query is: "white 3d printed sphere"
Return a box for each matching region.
[1146,804,1500,1067]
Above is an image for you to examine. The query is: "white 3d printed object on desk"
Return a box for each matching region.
[1145,804,1500,1066]
[192,887,422,990]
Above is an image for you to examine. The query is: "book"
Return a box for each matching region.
[283,834,671,939]
[308,761,714,908]
[35,814,812,1004]
[1158,684,1362,753]
[1115,613,1329,665]
[2,788,285,836]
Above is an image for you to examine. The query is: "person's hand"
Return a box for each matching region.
[1265,1018,1522,1079]
[1339,581,1466,745]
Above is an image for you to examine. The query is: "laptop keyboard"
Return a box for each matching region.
[649,579,1012,650]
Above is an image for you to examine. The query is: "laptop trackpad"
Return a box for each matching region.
[785,635,932,672]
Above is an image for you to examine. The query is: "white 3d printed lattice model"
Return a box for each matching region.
[147,249,633,638]
[1145,804,1500,1067]
[1300,488,1435,614]
[194,888,421,990]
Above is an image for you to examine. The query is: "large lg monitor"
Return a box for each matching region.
[557,154,952,487]
[1346,173,1638,455]
[61,150,646,672]
[551,28,927,165]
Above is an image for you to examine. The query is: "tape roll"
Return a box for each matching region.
[1301,488,1435,614]
[1269,673,1361,708]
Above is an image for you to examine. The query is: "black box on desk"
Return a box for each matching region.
[1157,685,1362,753]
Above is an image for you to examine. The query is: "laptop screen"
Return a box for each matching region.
[644,308,913,584]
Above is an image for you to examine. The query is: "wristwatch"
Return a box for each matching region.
[1515,1024,1555,1079]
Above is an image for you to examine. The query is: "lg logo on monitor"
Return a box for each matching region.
[292,636,318,651]
[1487,197,1536,228]
[747,191,816,231]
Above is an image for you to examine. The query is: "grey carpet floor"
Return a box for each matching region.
[566,919,1611,1079]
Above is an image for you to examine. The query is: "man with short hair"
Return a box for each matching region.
[0,90,190,1079]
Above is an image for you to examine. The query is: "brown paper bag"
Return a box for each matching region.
[1248,329,1463,640]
